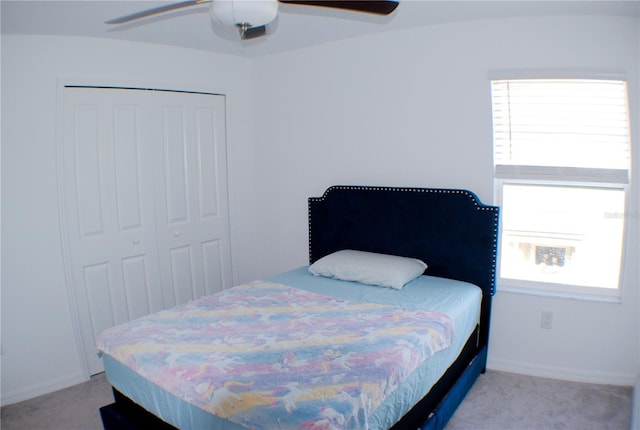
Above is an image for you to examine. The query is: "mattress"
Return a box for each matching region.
[101,267,482,430]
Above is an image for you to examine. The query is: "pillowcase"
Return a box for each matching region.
[308,249,427,290]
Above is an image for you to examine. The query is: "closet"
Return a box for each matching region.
[60,87,232,374]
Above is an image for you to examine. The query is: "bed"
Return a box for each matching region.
[98,185,499,430]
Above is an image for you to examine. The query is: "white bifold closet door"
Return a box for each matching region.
[61,87,232,374]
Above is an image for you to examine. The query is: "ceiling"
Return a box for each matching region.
[2,0,638,57]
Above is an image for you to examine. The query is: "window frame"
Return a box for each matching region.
[491,76,631,302]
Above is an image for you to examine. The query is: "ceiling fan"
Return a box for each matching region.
[106,0,400,40]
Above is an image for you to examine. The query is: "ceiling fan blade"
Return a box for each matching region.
[279,0,398,15]
[105,0,209,24]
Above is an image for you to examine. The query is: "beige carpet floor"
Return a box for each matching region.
[447,370,632,430]
[1,370,632,430]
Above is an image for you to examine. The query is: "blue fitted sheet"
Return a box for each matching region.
[103,267,481,429]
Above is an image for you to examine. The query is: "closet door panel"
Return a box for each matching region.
[161,106,190,224]
[73,106,105,237]
[111,105,165,317]
[63,88,163,374]
[196,107,221,219]
[196,101,231,297]
[168,246,196,306]
[113,106,144,231]
[202,239,225,296]
[63,95,122,374]
[83,263,116,342]
[62,87,231,374]
[153,92,231,308]
[121,255,153,320]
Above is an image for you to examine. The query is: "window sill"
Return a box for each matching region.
[496,284,623,304]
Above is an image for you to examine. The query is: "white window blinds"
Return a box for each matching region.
[491,79,631,183]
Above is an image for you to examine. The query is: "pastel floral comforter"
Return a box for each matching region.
[97,281,454,430]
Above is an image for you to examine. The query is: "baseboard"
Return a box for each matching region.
[1,372,89,406]
[487,357,635,386]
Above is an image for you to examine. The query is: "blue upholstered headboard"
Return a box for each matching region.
[308,185,500,296]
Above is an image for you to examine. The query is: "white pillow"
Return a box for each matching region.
[308,250,427,290]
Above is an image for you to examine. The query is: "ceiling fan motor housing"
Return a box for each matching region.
[210,0,279,28]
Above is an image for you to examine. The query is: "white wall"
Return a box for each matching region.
[249,15,640,385]
[0,35,259,404]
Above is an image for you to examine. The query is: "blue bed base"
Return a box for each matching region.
[420,346,488,430]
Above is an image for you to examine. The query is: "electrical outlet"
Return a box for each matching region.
[541,311,554,329]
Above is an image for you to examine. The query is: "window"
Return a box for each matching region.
[491,78,631,299]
